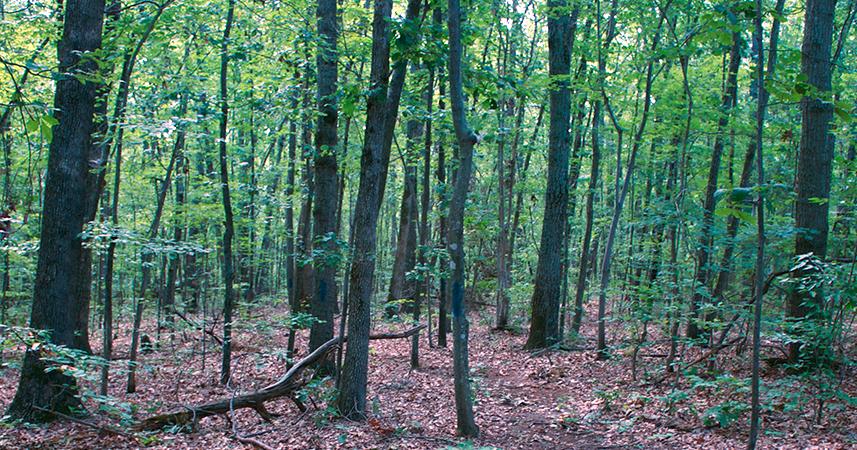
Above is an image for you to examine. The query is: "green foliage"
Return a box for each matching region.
[701,401,750,428]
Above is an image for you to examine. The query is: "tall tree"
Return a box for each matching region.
[218,0,237,385]
[338,0,423,417]
[787,0,837,363]
[525,0,572,349]
[748,0,770,446]
[595,7,664,359]
[6,0,106,422]
[688,26,742,340]
[309,0,340,360]
[447,0,479,436]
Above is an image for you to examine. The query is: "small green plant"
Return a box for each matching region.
[701,400,750,428]
[594,389,622,412]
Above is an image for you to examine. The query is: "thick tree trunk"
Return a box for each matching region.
[6,0,106,422]
[309,0,340,364]
[787,0,837,363]
[525,0,572,349]
[337,0,421,418]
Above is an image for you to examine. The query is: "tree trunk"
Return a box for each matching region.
[413,66,434,365]
[447,0,479,436]
[337,0,421,418]
[218,0,237,385]
[126,125,181,394]
[687,30,741,340]
[386,119,419,317]
[309,0,340,366]
[712,0,785,319]
[525,0,572,349]
[6,0,106,422]
[164,93,189,332]
[436,61,449,348]
[285,88,299,363]
[787,0,837,364]
[595,12,664,359]
[748,0,770,445]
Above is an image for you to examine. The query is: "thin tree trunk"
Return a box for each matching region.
[126,126,181,394]
[712,0,785,317]
[688,29,741,340]
[748,0,769,445]
[595,11,664,359]
[218,0,237,385]
[436,61,449,348]
[413,66,434,365]
[447,0,479,436]
[285,76,300,363]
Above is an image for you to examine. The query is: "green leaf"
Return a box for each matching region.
[25,118,39,133]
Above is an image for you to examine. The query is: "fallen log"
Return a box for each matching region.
[135,325,426,431]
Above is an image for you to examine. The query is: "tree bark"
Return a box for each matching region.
[6,0,106,422]
[525,0,572,349]
[337,0,421,418]
[218,0,237,385]
[309,0,340,367]
[447,0,479,436]
[787,0,837,363]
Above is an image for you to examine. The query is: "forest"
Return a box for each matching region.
[0,0,854,447]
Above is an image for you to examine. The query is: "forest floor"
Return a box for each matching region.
[0,301,855,449]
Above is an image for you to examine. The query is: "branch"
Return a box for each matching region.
[136,325,425,431]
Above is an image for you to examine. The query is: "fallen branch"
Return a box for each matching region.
[136,325,425,431]
[33,406,135,439]
[174,309,223,345]
[650,337,742,385]
[229,388,275,450]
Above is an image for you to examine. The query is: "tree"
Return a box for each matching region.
[748,0,770,446]
[525,0,572,349]
[309,0,339,361]
[447,0,479,436]
[595,5,664,360]
[6,0,106,422]
[218,0,237,385]
[688,24,742,340]
[338,0,422,417]
[787,0,838,364]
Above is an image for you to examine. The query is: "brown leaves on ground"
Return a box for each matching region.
[0,303,854,449]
